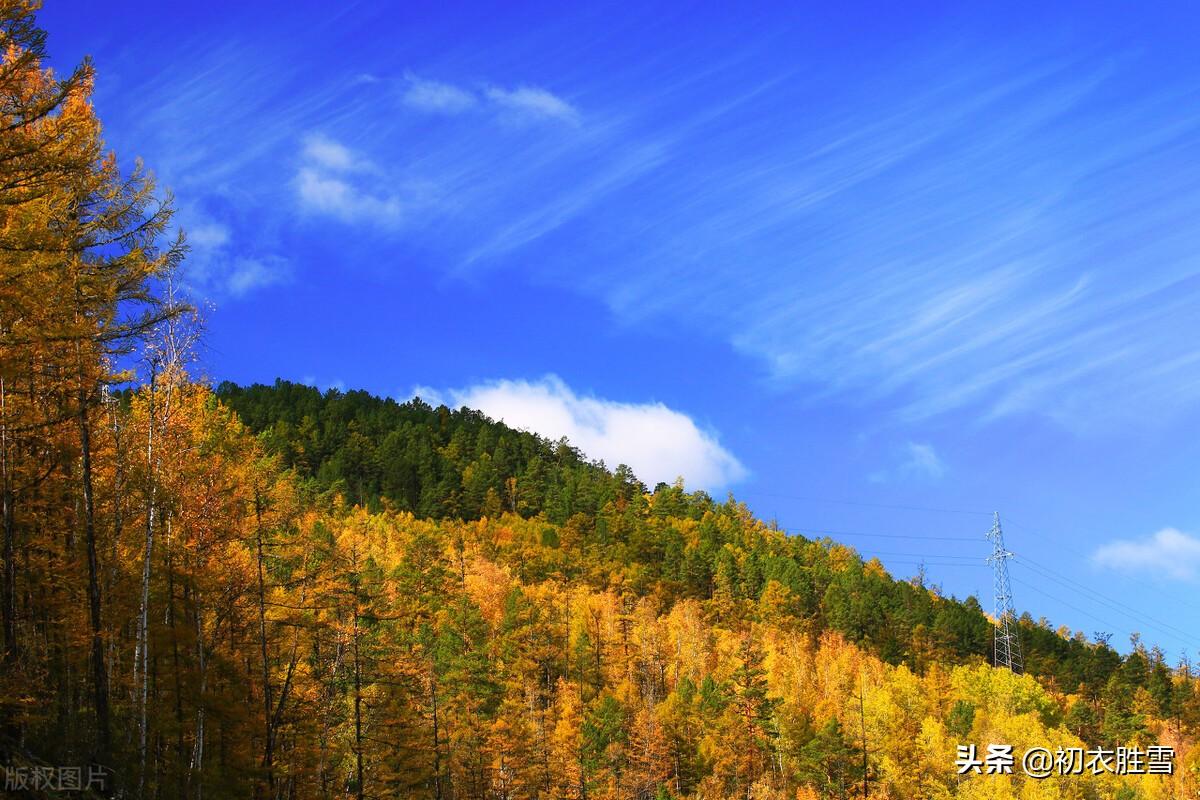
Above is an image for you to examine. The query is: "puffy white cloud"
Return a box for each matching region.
[412,375,746,491]
[1092,527,1200,581]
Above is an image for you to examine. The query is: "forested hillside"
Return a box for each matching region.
[216,380,639,521]
[1,3,1198,799]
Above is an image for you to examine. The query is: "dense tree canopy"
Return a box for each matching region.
[216,379,645,522]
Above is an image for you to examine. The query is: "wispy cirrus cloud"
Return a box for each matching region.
[180,216,290,298]
[329,50,1200,429]
[869,441,946,483]
[410,375,746,491]
[485,85,580,125]
[225,255,290,296]
[293,69,581,226]
[302,133,361,172]
[1093,528,1200,581]
[902,442,945,480]
[401,73,478,114]
[100,15,1200,427]
[400,73,579,124]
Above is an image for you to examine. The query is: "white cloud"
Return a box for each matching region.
[402,73,478,113]
[180,217,288,299]
[902,441,945,480]
[374,58,1200,429]
[295,167,402,222]
[226,255,289,297]
[486,86,580,125]
[869,440,945,483]
[294,135,406,225]
[295,168,352,210]
[410,375,746,490]
[187,222,230,249]
[1092,528,1200,581]
[299,375,346,393]
[302,133,360,172]
[117,32,1200,430]
[398,73,578,125]
[409,384,447,407]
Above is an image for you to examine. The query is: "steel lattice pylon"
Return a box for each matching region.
[987,512,1023,673]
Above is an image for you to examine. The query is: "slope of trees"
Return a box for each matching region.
[212,381,1160,707]
[216,379,642,522]
[1,4,1198,798]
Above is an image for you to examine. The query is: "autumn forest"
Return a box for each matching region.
[1,3,1199,799]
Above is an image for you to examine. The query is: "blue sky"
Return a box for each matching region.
[42,1,1200,659]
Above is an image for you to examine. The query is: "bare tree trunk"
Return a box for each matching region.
[0,374,20,751]
[1,375,15,663]
[859,671,869,799]
[78,380,111,767]
[352,607,364,800]
[254,490,276,795]
[104,388,123,743]
[136,367,157,798]
[191,593,207,800]
[166,514,187,799]
[317,632,345,800]
[431,672,443,800]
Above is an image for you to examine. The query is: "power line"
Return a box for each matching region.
[739,490,994,517]
[1003,514,1200,644]
[1008,575,1200,657]
[996,520,1200,653]
[782,526,978,542]
[1005,517,1200,617]
[791,524,1194,652]
[775,510,1199,654]
[1010,576,1134,636]
[1012,556,1200,652]
[1016,555,1199,639]
[863,551,982,561]
[1134,583,1200,620]
[875,560,987,569]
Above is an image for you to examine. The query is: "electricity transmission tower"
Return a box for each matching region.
[987,512,1023,673]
